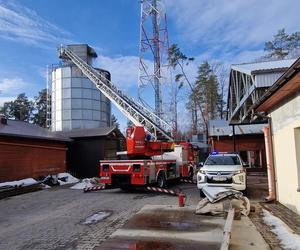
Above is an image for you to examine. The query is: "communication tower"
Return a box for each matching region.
[138,0,170,118]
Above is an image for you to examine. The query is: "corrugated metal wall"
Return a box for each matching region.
[51,66,111,131]
[51,44,111,132]
[255,72,283,88]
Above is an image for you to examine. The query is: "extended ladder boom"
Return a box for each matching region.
[59,46,173,141]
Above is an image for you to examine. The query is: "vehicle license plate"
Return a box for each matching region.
[213,176,227,181]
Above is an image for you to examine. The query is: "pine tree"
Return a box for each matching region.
[168,44,202,135]
[33,89,47,127]
[195,61,219,123]
[264,28,300,59]
[1,93,33,121]
[111,114,119,128]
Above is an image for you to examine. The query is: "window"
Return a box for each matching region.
[133,164,141,172]
[205,155,241,165]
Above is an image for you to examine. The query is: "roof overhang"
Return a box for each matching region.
[54,126,124,139]
[255,58,300,113]
[0,132,71,142]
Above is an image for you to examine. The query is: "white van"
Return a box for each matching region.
[197,152,246,197]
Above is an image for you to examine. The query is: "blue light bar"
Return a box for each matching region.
[211,151,219,155]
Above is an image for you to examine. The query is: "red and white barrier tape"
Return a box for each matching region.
[180,179,197,184]
[83,185,106,193]
[145,186,179,196]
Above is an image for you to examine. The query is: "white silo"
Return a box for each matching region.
[50,44,111,131]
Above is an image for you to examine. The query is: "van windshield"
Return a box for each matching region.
[205,155,241,165]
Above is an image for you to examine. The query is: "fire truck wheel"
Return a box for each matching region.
[157,172,166,188]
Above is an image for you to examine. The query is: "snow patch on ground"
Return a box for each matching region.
[82,211,112,225]
[57,173,79,185]
[41,184,51,189]
[0,178,37,188]
[70,178,95,190]
[262,209,300,250]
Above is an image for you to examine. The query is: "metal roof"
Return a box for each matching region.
[231,59,295,75]
[54,126,122,139]
[254,56,300,113]
[209,120,265,136]
[0,120,71,142]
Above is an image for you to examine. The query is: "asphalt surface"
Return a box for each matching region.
[0,182,199,250]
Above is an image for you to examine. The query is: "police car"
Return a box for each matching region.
[197,152,247,197]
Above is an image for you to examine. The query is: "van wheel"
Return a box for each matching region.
[157,172,166,188]
[199,189,205,198]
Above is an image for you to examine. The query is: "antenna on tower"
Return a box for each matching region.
[138,0,169,118]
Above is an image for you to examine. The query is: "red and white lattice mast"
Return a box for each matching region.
[138,0,170,119]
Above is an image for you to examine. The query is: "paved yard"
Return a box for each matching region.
[0,175,275,250]
[0,183,199,250]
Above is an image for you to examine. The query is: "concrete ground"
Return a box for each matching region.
[0,174,277,250]
[231,216,270,250]
[0,182,198,250]
[97,205,225,249]
[245,173,300,249]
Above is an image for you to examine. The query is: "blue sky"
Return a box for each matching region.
[0,0,300,131]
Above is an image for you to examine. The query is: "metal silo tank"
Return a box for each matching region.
[50,44,111,132]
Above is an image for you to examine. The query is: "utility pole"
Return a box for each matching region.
[138,0,169,118]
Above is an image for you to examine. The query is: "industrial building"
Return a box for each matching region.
[208,120,266,172]
[0,116,70,182]
[47,44,123,178]
[227,59,295,124]
[55,127,125,178]
[49,44,111,131]
[254,57,300,215]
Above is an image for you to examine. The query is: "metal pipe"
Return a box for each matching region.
[232,125,236,152]
[263,123,276,201]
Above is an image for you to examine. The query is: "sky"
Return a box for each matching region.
[0,0,300,131]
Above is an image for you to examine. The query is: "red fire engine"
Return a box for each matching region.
[100,126,197,188]
[58,46,199,189]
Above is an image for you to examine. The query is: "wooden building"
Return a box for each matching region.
[56,127,125,178]
[0,117,70,182]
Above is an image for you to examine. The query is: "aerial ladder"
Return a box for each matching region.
[58,46,173,141]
